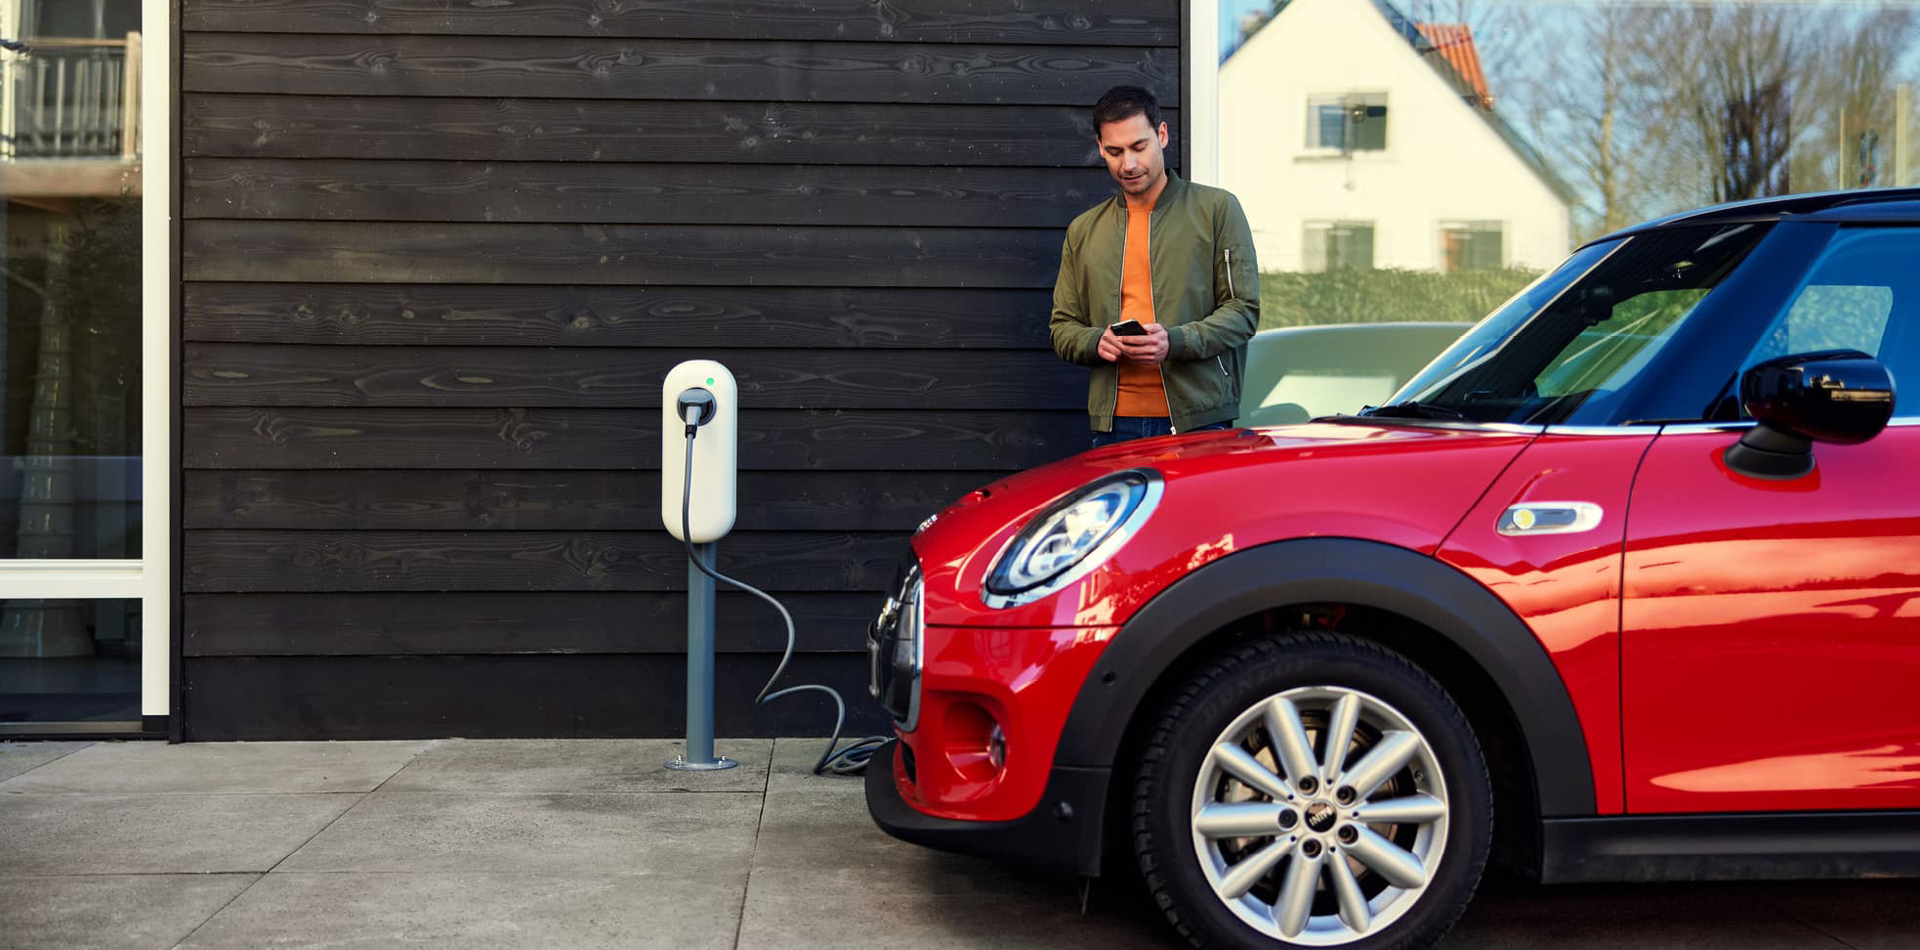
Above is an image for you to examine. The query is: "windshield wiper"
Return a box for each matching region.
[1359,401,1469,421]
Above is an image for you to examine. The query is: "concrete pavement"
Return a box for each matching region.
[1,739,1910,949]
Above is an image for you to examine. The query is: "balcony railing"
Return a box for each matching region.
[2,35,141,160]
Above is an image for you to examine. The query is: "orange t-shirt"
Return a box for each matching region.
[1115,202,1168,418]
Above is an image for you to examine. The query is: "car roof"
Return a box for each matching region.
[1588,188,1920,247]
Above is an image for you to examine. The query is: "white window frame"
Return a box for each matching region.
[1439,219,1508,273]
[1303,92,1390,156]
[1304,220,1377,272]
[1189,0,1221,185]
[139,0,170,721]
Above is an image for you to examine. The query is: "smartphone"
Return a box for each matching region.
[1110,319,1148,337]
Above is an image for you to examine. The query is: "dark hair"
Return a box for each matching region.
[1093,86,1161,132]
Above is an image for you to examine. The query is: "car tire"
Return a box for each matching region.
[1132,632,1492,950]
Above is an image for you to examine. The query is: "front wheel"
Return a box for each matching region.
[1132,633,1492,950]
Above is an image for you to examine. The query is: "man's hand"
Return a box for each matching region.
[1118,323,1170,365]
[1097,325,1126,362]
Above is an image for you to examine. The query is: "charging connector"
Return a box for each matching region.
[677,388,717,434]
[679,423,887,776]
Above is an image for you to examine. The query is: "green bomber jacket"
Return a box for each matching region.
[1049,171,1261,433]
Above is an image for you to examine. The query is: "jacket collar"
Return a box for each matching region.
[1111,169,1185,214]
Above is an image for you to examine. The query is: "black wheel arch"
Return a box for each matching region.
[1057,537,1598,819]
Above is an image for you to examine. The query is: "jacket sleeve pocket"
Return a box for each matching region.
[1216,243,1258,311]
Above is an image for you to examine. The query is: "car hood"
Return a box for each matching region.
[912,421,1539,627]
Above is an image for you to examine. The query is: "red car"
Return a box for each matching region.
[865,189,1920,950]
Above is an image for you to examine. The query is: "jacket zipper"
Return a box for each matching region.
[1217,247,1240,389]
[1117,209,1130,429]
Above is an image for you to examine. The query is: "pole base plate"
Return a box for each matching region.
[665,755,740,772]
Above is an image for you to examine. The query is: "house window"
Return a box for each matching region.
[1441,221,1505,272]
[1304,221,1375,271]
[1307,94,1388,152]
[26,0,139,39]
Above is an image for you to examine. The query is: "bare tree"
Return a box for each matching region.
[1718,77,1795,200]
[1809,5,1918,189]
[1492,0,1920,232]
[1660,3,1920,199]
[1636,5,1804,203]
[1485,2,1671,240]
[1568,5,1662,233]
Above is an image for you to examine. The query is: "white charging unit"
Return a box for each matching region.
[661,360,737,543]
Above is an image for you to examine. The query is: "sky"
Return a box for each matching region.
[1220,0,1277,59]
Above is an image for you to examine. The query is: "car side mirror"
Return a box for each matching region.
[1724,350,1895,480]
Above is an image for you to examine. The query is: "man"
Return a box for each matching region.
[1050,86,1260,448]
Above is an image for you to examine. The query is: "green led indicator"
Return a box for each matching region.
[706,377,715,386]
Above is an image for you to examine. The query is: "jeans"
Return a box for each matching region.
[1091,417,1229,449]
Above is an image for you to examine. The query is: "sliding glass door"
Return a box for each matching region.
[1,0,163,735]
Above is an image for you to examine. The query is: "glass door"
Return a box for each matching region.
[0,0,159,736]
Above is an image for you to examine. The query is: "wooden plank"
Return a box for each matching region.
[183,470,993,531]
[182,344,1081,409]
[183,407,1089,470]
[183,220,1062,287]
[183,591,881,655]
[183,529,906,592]
[181,283,1054,348]
[182,34,1178,105]
[179,0,1180,47]
[183,95,1177,166]
[180,654,889,740]
[183,159,1113,228]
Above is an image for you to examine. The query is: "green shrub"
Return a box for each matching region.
[1258,268,1542,329]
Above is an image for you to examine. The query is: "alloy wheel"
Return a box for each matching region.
[1188,685,1449,946]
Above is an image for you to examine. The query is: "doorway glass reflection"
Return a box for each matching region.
[1,0,145,727]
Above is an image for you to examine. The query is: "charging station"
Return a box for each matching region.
[659,359,886,777]
[663,359,739,771]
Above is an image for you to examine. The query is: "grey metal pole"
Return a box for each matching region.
[667,541,736,771]
[1897,84,1911,187]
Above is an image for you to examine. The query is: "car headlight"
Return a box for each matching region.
[982,469,1163,608]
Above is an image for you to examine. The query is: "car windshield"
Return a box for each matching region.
[1370,223,1772,426]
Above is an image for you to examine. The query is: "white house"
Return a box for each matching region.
[1219,0,1573,274]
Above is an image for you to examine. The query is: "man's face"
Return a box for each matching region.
[1096,112,1169,198]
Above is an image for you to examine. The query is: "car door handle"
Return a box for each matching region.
[1497,502,1604,536]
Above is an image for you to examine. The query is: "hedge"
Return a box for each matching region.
[1258,268,1543,329]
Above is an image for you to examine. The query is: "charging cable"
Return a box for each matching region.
[677,392,888,775]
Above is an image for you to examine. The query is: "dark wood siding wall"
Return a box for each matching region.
[177,0,1182,739]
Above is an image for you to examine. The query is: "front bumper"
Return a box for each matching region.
[863,739,1114,877]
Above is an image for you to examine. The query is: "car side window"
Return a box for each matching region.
[1749,284,1892,363]
[1741,227,1917,415]
[1533,289,1708,400]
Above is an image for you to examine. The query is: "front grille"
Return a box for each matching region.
[867,561,924,730]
